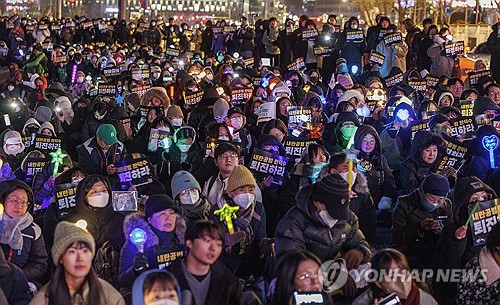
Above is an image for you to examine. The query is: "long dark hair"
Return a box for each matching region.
[75,175,111,207]
[273,251,322,305]
[47,242,104,305]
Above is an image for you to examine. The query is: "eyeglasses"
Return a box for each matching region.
[7,196,29,207]
[425,194,446,205]
[218,154,239,160]
[296,272,324,282]
[362,138,376,145]
[179,189,198,197]
[489,91,500,97]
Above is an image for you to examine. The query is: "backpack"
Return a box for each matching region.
[93,240,120,288]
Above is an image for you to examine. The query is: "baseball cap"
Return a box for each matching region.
[96,124,119,145]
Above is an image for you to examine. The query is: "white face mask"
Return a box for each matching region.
[72,177,83,186]
[218,136,230,141]
[339,172,357,188]
[233,193,255,210]
[131,73,142,81]
[157,126,171,132]
[87,192,109,207]
[180,191,200,205]
[152,72,161,80]
[76,76,84,83]
[4,144,23,156]
[177,143,191,153]
[230,117,244,130]
[171,118,183,127]
[7,85,14,91]
[318,210,338,228]
[148,299,179,305]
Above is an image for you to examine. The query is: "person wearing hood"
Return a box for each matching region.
[24,45,48,78]
[27,75,49,110]
[72,71,90,100]
[300,91,327,139]
[367,16,391,51]
[262,17,280,67]
[195,98,230,142]
[278,143,329,219]
[119,194,186,290]
[269,81,292,104]
[400,131,446,195]
[427,31,455,78]
[131,270,181,305]
[225,107,255,162]
[0,129,26,177]
[141,87,171,110]
[434,176,497,304]
[37,121,57,137]
[463,125,500,181]
[393,173,452,269]
[335,17,366,76]
[324,111,361,154]
[275,173,372,297]
[171,171,211,227]
[472,96,500,126]
[275,96,292,126]
[77,124,126,177]
[159,126,202,193]
[375,25,408,78]
[22,118,41,138]
[486,22,499,84]
[433,90,454,109]
[81,101,109,142]
[353,125,397,211]
[29,221,124,305]
[0,179,48,289]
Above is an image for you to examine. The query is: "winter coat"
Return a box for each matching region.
[118,212,186,289]
[427,38,455,77]
[262,28,280,55]
[413,31,433,72]
[335,28,366,70]
[200,27,214,55]
[486,23,500,84]
[392,188,453,268]
[0,260,31,305]
[352,285,437,305]
[159,143,202,195]
[168,259,241,305]
[234,25,255,53]
[275,184,372,264]
[375,36,408,78]
[380,126,412,175]
[345,173,377,243]
[76,137,125,176]
[400,159,433,195]
[29,278,124,305]
[81,116,104,142]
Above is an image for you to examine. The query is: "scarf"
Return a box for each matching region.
[479,247,500,286]
[181,199,210,221]
[402,282,420,305]
[0,212,34,250]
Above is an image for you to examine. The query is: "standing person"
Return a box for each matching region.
[375,24,408,77]
[29,221,125,305]
[277,19,294,71]
[413,18,434,72]
[200,21,213,57]
[168,220,243,305]
[335,17,366,76]
[402,18,420,71]
[427,28,455,77]
[486,22,500,84]
[235,17,255,58]
[262,17,280,67]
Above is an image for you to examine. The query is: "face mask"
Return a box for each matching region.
[233,193,255,210]
[4,144,23,156]
[148,299,179,305]
[7,85,14,91]
[171,118,183,127]
[339,172,357,187]
[95,111,106,120]
[71,177,84,186]
[215,116,226,123]
[434,125,451,136]
[291,79,299,87]
[356,105,371,117]
[76,76,84,83]
[75,61,82,65]
[219,136,230,141]
[340,125,357,140]
[351,24,358,30]
[319,210,338,228]
[131,73,142,81]
[177,143,191,153]
[230,117,244,130]
[26,126,38,134]
[87,192,109,207]
[152,72,161,80]
[310,76,319,83]
[180,191,200,205]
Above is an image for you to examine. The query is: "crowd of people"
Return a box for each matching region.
[0,11,497,305]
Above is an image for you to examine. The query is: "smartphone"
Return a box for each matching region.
[378,292,401,305]
[163,76,172,82]
[216,86,225,96]
[3,114,10,126]
[261,58,271,67]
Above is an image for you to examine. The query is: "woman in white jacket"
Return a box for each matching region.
[375,25,408,78]
[262,17,281,67]
[32,23,51,44]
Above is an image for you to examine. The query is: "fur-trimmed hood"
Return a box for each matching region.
[140,87,171,109]
[123,211,185,249]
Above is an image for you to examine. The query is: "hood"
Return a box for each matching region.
[35,106,53,123]
[473,96,500,116]
[353,124,382,157]
[300,91,322,107]
[38,121,56,137]
[141,87,171,108]
[174,125,197,144]
[338,89,364,106]
[22,118,41,135]
[453,176,497,223]
[132,269,182,305]
[0,179,34,210]
[295,184,325,226]
[435,91,454,107]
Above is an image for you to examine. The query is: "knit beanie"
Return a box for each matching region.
[213,98,230,119]
[226,165,256,193]
[167,105,184,119]
[35,106,53,123]
[51,221,96,265]
[3,130,23,145]
[421,173,450,197]
[145,194,178,219]
[171,171,201,200]
[311,174,350,219]
[337,73,354,88]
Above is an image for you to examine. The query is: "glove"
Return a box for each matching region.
[433,35,445,45]
[378,196,393,210]
[133,253,149,272]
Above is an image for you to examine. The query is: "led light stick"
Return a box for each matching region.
[49,149,67,177]
[482,135,498,169]
[130,228,147,253]
[214,203,239,234]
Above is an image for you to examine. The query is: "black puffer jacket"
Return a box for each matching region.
[275,184,371,264]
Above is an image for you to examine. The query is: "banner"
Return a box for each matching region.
[437,137,468,172]
[444,41,465,57]
[287,106,313,137]
[82,21,93,29]
[468,70,491,88]
[155,247,184,269]
[55,183,77,219]
[22,133,35,149]
[184,91,204,107]
[203,138,242,158]
[54,55,68,64]
[98,83,117,96]
[408,80,426,92]
[148,128,173,152]
[257,102,276,124]
[284,137,318,165]
[383,32,403,46]
[287,57,306,71]
[24,158,47,184]
[103,66,122,77]
[33,135,62,152]
[385,72,404,88]
[112,191,138,212]
[116,157,153,188]
[253,77,262,87]
[249,149,288,185]
[449,117,475,140]
[459,100,474,117]
[231,87,253,106]
[313,46,332,57]
[425,75,439,89]
[411,120,430,140]
[130,84,151,97]
[368,51,385,66]
[346,29,364,43]
[302,29,319,41]
[166,47,181,57]
[469,199,500,246]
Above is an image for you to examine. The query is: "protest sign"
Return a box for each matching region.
[411,120,430,140]
[155,247,185,269]
[148,128,173,152]
[469,199,500,246]
[425,75,439,89]
[166,47,181,57]
[116,157,153,188]
[368,51,385,66]
[103,66,122,77]
[284,137,318,165]
[112,191,138,212]
[55,183,77,219]
[130,84,151,97]
[287,106,313,137]
[257,102,276,124]
[98,83,117,96]
[212,26,224,34]
[444,41,465,57]
[302,29,319,41]
[459,100,475,117]
[437,137,468,172]
[184,91,204,107]
[385,72,404,88]
[203,138,242,158]
[24,158,47,184]
[449,117,475,140]
[365,89,387,112]
[346,29,364,43]
[33,135,62,153]
[249,149,289,185]
[244,57,254,68]
[384,32,403,46]
[313,46,332,57]
[408,80,427,92]
[287,57,306,71]
[231,87,253,106]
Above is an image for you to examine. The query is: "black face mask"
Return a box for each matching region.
[310,77,319,83]
[26,126,38,135]
[291,79,299,87]
[75,107,87,116]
